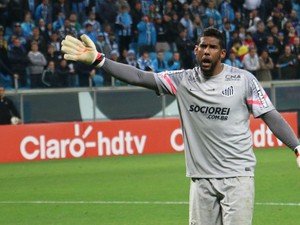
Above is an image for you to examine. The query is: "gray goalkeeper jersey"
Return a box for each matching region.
[154,64,275,178]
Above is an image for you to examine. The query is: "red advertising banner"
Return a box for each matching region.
[0,112,298,163]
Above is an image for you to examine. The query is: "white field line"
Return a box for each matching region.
[0,201,300,206]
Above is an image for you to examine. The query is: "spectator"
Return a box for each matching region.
[11,22,27,47]
[189,0,205,20]
[70,0,86,24]
[21,0,37,17]
[27,41,47,88]
[180,2,193,20]
[42,61,61,87]
[172,0,184,16]
[290,36,300,56]
[168,51,182,70]
[204,0,222,28]
[265,17,275,34]
[102,23,112,44]
[276,44,298,79]
[46,44,63,68]
[205,17,217,29]
[38,18,51,43]
[75,62,96,87]
[95,32,112,57]
[287,26,298,44]
[253,21,267,55]
[276,32,287,56]
[165,12,181,51]
[125,49,138,67]
[137,51,153,71]
[0,26,7,49]
[221,20,235,53]
[8,38,29,88]
[21,12,35,40]
[230,39,249,61]
[152,50,168,73]
[243,0,262,20]
[83,11,101,37]
[58,19,77,41]
[238,26,247,41]
[289,9,300,34]
[163,1,175,17]
[137,15,157,54]
[290,33,300,79]
[246,10,261,34]
[155,14,170,52]
[26,27,47,56]
[98,0,119,28]
[34,0,52,25]
[180,12,194,41]
[192,14,203,42]
[83,23,97,43]
[0,85,21,125]
[269,25,280,44]
[52,11,66,32]
[57,59,72,87]
[219,0,235,22]
[147,3,160,22]
[115,4,132,56]
[0,39,13,88]
[224,51,243,69]
[232,11,246,30]
[257,49,274,81]
[100,49,120,86]
[52,0,70,20]
[243,32,256,49]
[242,46,260,76]
[175,28,195,69]
[69,13,82,35]
[267,7,288,31]
[266,35,280,65]
[49,32,61,52]
[107,32,119,53]
[130,1,143,43]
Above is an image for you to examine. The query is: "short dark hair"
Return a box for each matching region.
[199,27,226,50]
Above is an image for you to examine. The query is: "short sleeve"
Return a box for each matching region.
[153,70,186,96]
[245,74,275,118]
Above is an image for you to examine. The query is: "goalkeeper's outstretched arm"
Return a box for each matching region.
[261,110,300,168]
[61,34,158,91]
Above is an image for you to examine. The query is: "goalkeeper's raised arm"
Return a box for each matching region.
[61,34,158,91]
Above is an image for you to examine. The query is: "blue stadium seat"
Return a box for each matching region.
[149,52,157,61]
[163,51,173,62]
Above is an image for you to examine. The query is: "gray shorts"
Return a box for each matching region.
[189,177,254,225]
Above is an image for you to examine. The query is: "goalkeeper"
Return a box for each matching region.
[61,28,300,225]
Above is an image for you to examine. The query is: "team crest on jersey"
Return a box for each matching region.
[225,74,241,81]
[221,85,234,97]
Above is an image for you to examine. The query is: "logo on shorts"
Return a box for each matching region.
[222,86,234,97]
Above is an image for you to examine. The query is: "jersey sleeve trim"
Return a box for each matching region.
[246,93,268,106]
[163,73,177,94]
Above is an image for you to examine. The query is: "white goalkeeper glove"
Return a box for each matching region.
[294,145,300,169]
[61,34,105,67]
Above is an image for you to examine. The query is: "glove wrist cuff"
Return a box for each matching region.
[294,145,300,157]
[92,53,105,67]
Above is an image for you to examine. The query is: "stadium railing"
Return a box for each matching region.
[5,80,300,126]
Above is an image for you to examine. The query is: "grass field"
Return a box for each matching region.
[0,147,299,225]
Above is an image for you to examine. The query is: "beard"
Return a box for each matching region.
[198,56,220,77]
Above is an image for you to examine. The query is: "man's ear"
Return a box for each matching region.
[221,49,227,60]
[194,45,198,55]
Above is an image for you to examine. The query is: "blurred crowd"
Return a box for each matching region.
[1,0,300,89]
